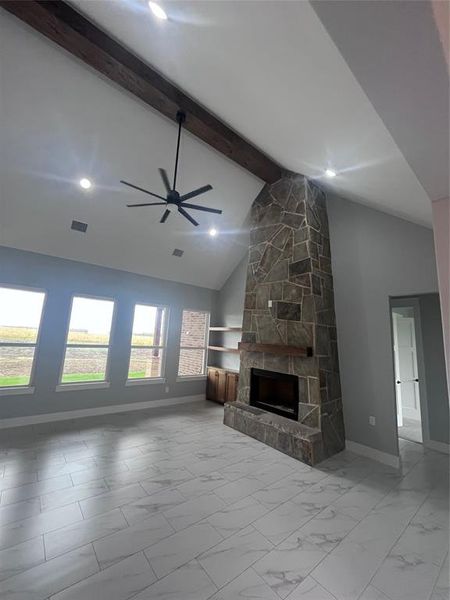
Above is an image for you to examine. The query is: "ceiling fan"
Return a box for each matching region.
[121,111,222,227]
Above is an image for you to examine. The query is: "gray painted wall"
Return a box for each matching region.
[419,294,449,444]
[0,246,217,420]
[327,195,439,456]
[204,196,442,458]
[209,255,247,372]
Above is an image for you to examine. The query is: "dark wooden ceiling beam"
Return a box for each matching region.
[0,0,282,184]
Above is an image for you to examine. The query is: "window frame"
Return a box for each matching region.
[126,302,169,385]
[57,293,116,391]
[0,283,47,396]
[176,308,210,380]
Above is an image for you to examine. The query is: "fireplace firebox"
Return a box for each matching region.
[250,368,299,421]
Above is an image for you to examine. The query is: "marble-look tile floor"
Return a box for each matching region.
[398,417,423,444]
[0,401,448,600]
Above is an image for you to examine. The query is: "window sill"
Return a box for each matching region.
[55,381,110,392]
[125,378,166,386]
[176,375,207,382]
[0,386,35,396]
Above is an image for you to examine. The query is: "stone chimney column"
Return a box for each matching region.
[232,171,345,462]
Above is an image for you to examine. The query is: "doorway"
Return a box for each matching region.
[391,304,423,443]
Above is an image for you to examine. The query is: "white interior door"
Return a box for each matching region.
[393,314,421,423]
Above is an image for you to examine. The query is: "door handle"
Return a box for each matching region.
[414,378,419,382]
[396,380,401,384]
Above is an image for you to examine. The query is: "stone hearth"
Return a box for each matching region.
[223,171,345,465]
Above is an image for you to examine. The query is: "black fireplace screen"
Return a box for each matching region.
[250,368,299,421]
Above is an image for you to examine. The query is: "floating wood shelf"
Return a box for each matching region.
[238,342,313,357]
[208,345,240,354]
[209,326,243,332]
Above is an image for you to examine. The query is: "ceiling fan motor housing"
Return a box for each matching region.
[167,190,181,203]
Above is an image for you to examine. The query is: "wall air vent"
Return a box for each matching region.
[172,248,184,257]
[71,220,88,233]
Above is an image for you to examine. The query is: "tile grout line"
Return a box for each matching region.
[359,455,445,599]
[428,550,449,600]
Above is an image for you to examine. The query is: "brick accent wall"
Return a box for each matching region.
[178,310,209,376]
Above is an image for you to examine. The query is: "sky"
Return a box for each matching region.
[0,287,160,335]
[69,297,114,334]
[0,288,45,329]
[132,304,160,336]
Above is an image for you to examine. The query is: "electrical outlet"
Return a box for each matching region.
[268,300,273,308]
[369,416,376,426]
[165,386,170,393]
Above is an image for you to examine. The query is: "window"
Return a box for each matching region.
[177,309,210,377]
[0,286,46,389]
[60,296,114,384]
[128,304,168,380]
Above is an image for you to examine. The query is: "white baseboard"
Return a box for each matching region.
[424,439,450,454]
[0,395,205,429]
[346,440,400,469]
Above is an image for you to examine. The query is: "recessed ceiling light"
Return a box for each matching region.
[79,178,92,190]
[325,169,337,178]
[209,228,218,237]
[148,2,167,20]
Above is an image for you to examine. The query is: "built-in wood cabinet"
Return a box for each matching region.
[206,366,239,404]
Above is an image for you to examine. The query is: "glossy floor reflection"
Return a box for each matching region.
[0,401,448,600]
[398,417,423,444]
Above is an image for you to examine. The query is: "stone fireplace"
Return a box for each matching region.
[223,170,345,465]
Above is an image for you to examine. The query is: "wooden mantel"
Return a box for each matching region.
[238,342,313,357]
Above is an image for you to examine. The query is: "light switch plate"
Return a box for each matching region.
[268,300,273,308]
[369,416,376,426]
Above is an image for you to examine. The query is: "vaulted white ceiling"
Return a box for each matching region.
[0,10,262,290]
[70,0,435,226]
[1,1,445,290]
[312,0,449,204]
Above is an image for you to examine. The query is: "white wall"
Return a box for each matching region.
[327,195,439,456]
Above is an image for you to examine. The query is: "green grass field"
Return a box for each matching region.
[0,371,148,387]
[0,375,30,387]
[0,325,155,387]
[60,371,146,383]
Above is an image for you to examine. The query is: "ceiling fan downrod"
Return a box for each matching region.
[120,109,222,227]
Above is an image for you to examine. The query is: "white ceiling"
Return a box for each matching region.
[70,0,433,227]
[312,0,449,204]
[0,11,262,290]
[0,1,440,292]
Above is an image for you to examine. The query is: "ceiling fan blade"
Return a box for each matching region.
[120,180,166,201]
[180,185,213,202]
[159,169,171,193]
[160,208,171,223]
[181,203,222,214]
[127,202,168,207]
[178,206,199,226]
